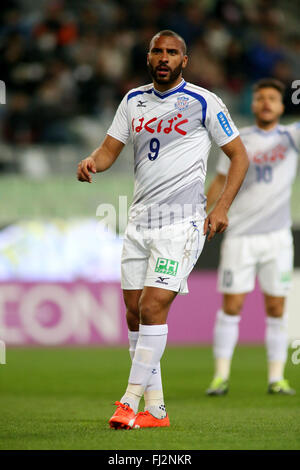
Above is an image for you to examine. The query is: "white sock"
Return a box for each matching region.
[128,330,163,392]
[128,330,139,362]
[122,324,168,412]
[144,390,166,419]
[214,358,231,381]
[213,310,240,380]
[266,315,288,383]
[127,329,165,418]
[120,383,144,414]
[120,330,142,413]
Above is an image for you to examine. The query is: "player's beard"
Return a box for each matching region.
[147,61,183,85]
[256,108,281,128]
[256,115,279,127]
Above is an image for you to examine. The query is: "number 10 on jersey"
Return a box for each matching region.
[148,138,160,161]
[255,164,273,183]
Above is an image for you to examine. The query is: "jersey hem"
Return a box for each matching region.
[215,131,239,148]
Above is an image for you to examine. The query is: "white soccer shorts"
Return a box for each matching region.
[218,228,294,296]
[121,217,205,294]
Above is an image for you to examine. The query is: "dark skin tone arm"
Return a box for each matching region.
[206,173,227,213]
[77,135,124,183]
[204,136,249,240]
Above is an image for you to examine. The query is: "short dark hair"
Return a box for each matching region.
[253,78,286,99]
[149,30,187,55]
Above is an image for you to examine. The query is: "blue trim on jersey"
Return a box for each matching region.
[181,88,207,126]
[277,129,299,153]
[253,125,279,136]
[190,220,201,269]
[252,125,299,152]
[153,80,186,99]
[127,89,153,102]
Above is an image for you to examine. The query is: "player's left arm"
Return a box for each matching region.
[204,136,249,240]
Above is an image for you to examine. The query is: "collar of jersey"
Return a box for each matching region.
[254,124,280,135]
[153,79,186,99]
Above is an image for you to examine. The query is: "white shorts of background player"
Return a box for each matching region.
[218,228,294,296]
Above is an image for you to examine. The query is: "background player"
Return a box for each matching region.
[77,30,249,428]
[206,78,300,396]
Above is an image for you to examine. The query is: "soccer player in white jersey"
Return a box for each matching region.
[206,78,300,396]
[77,30,249,429]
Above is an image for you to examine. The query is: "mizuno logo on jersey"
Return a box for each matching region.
[137,100,147,107]
[131,113,188,135]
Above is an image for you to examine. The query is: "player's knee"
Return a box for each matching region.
[223,294,244,315]
[266,305,284,318]
[139,298,162,325]
[126,308,140,330]
[223,307,241,316]
[124,295,140,317]
[223,303,243,316]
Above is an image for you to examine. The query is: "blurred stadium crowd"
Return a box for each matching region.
[0,0,299,145]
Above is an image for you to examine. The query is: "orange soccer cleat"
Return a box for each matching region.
[108,401,136,430]
[133,411,170,429]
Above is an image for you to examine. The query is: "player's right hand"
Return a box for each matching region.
[204,205,228,241]
[77,157,97,183]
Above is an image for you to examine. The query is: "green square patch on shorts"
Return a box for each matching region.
[280,272,292,283]
[155,257,179,276]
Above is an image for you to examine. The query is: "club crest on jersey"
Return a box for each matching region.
[175,96,189,111]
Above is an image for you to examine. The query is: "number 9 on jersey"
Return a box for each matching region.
[148,138,160,161]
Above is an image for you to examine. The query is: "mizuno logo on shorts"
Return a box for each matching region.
[155,276,170,285]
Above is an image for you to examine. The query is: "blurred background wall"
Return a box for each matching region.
[0,0,299,345]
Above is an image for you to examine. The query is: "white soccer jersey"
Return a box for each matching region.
[107,79,239,228]
[216,123,300,237]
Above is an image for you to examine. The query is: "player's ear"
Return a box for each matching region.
[182,55,188,69]
[280,101,285,115]
[147,52,150,66]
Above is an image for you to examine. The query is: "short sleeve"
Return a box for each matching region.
[285,122,300,152]
[205,93,239,147]
[216,151,230,175]
[107,94,130,144]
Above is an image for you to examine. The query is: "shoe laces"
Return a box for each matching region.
[138,411,150,417]
[114,401,131,411]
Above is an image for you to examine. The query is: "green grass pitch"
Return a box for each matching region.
[0,346,299,450]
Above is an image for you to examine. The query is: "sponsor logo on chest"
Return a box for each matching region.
[131,112,188,135]
[249,144,287,164]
